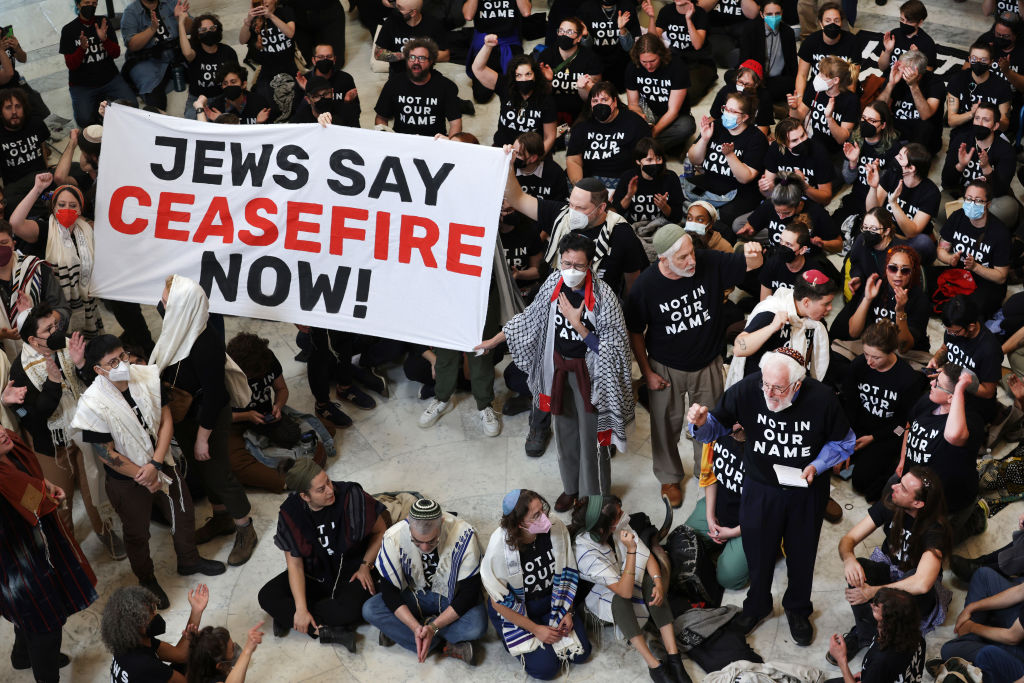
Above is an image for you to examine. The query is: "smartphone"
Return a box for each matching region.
[263,413,276,422]
[1,27,12,39]
[251,0,263,7]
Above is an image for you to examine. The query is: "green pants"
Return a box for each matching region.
[685,497,749,591]
[610,573,674,640]
[434,287,500,410]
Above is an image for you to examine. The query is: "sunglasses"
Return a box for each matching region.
[886,265,912,275]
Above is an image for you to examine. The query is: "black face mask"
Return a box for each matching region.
[146,614,166,639]
[879,167,901,193]
[591,103,612,121]
[222,84,243,100]
[777,245,798,263]
[198,30,222,46]
[396,8,415,21]
[515,79,535,95]
[79,4,96,20]
[156,301,166,318]
[862,231,883,248]
[313,97,334,116]
[822,23,842,39]
[790,139,810,156]
[46,331,67,352]
[995,36,1012,51]
[641,162,664,178]
[974,124,992,141]
[314,58,334,75]
[971,62,990,76]
[556,35,576,51]
[513,157,527,169]
[860,121,878,138]
[898,21,915,35]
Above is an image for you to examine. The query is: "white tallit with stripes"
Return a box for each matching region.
[45,216,100,337]
[542,207,630,277]
[574,515,651,638]
[20,343,84,448]
[375,513,480,601]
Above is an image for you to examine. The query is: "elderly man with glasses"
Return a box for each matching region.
[688,347,854,646]
[363,498,486,665]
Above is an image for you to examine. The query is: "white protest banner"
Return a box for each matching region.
[92,105,508,351]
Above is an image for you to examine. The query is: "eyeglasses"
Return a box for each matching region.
[721,106,743,116]
[197,27,218,34]
[886,264,912,275]
[964,198,988,206]
[761,381,794,395]
[861,116,882,125]
[559,260,589,272]
[407,54,430,63]
[557,28,578,36]
[930,375,953,394]
[102,351,130,370]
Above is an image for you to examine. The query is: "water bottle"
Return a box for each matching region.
[682,159,693,179]
[299,430,317,459]
[171,63,187,93]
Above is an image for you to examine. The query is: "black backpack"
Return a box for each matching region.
[666,526,723,608]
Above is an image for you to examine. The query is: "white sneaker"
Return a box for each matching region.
[480,407,501,437]
[418,399,453,428]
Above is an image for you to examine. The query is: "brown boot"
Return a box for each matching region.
[194,512,235,544]
[661,483,683,508]
[228,521,258,566]
[824,497,843,524]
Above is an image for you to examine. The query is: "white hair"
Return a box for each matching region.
[658,235,687,260]
[408,516,443,537]
[759,350,807,385]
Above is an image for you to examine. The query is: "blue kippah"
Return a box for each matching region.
[502,489,522,516]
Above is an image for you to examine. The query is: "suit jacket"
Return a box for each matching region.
[738,18,797,82]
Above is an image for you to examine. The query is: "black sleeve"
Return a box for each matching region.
[191,328,229,430]
[374,78,396,119]
[39,263,71,327]
[941,133,965,193]
[867,499,891,529]
[82,429,114,444]
[536,198,565,237]
[380,577,405,612]
[10,362,62,421]
[990,143,1015,197]
[664,174,684,218]
[449,573,483,616]
[443,78,461,122]
[743,310,775,333]
[613,225,650,275]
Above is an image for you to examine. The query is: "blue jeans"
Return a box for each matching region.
[941,568,1024,683]
[486,596,592,680]
[69,75,136,128]
[361,590,486,654]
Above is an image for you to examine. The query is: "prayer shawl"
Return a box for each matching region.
[149,275,251,407]
[0,352,17,431]
[574,514,651,638]
[0,253,45,358]
[376,513,481,601]
[725,286,830,388]
[543,207,631,277]
[20,343,84,448]
[481,520,585,660]
[503,270,634,452]
[45,216,100,337]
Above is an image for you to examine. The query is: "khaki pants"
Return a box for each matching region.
[648,357,725,484]
[35,442,106,538]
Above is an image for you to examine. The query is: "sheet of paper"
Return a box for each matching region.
[773,464,809,488]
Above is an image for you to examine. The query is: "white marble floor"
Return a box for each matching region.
[1,0,1022,680]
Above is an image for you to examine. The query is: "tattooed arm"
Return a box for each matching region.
[94,441,142,479]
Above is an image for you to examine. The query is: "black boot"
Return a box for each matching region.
[318,626,356,653]
[666,653,692,683]
[649,661,672,683]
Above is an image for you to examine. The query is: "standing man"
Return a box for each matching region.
[626,223,763,507]
[374,38,462,137]
[688,348,854,645]
[0,88,49,213]
[476,233,635,512]
[363,498,486,665]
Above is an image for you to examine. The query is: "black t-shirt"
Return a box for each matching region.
[841,356,925,440]
[886,178,940,237]
[471,0,523,36]
[707,0,746,26]
[711,372,851,486]
[655,4,711,62]
[0,117,50,184]
[943,328,1004,385]
[59,17,119,86]
[566,109,651,179]
[741,310,825,377]
[536,199,648,294]
[520,532,555,598]
[308,504,345,578]
[553,284,596,358]
[848,139,900,203]
[764,139,835,194]
[238,354,282,415]
[375,14,450,74]
[626,251,746,370]
[421,548,440,590]
[208,90,273,124]
[939,211,1011,270]
[861,285,931,351]
[187,44,236,97]
[500,220,543,278]
[110,638,173,683]
[889,73,944,142]
[536,46,604,118]
[612,168,684,223]
[494,92,557,147]
[292,68,361,128]
[1001,292,1024,339]
[798,30,862,82]
[710,83,775,129]
[698,123,768,195]
[374,72,461,137]
[758,253,835,293]
[709,431,744,528]
[800,88,859,155]
[887,28,937,71]
[253,6,296,78]
[868,499,946,569]
[946,71,1012,132]
[517,161,570,203]
[860,637,925,683]
[942,128,1016,198]
[578,0,640,63]
[624,59,690,118]
[904,395,982,512]
[746,198,837,250]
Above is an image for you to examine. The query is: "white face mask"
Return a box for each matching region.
[567,207,591,231]
[812,73,831,92]
[684,220,707,235]
[561,268,587,288]
[107,360,131,383]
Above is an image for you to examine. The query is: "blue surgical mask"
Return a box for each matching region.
[765,15,782,30]
[721,112,740,130]
[963,200,985,221]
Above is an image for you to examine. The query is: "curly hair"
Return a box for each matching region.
[186,626,232,683]
[226,332,275,379]
[874,588,922,653]
[500,489,550,550]
[503,55,551,107]
[884,243,922,291]
[101,586,158,655]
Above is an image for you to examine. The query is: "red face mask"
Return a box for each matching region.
[55,209,78,228]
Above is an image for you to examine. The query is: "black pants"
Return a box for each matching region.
[851,437,901,503]
[503,362,552,433]
[12,626,62,683]
[258,569,372,633]
[740,476,828,618]
[175,405,252,520]
[849,558,936,648]
[103,299,155,356]
[305,327,355,403]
